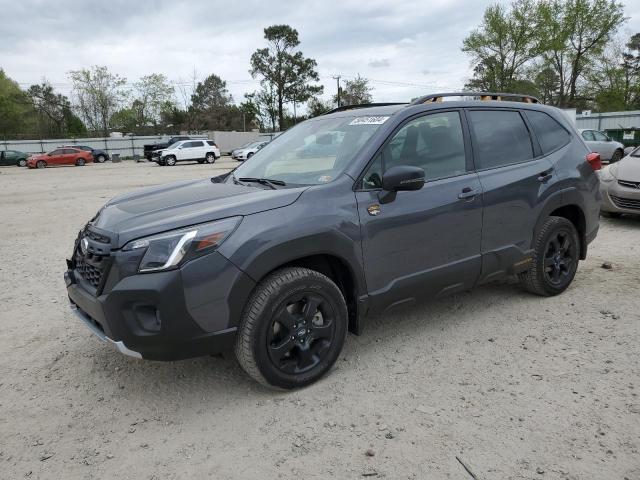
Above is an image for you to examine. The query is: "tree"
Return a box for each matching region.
[132,74,175,128]
[333,75,373,105]
[250,24,323,129]
[27,82,86,136]
[0,69,34,135]
[463,0,543,91]
[69,66,128,136]
[190,73,233,130]
[538,0,625,107]
[246,87,279,132]
[307,97,333,118]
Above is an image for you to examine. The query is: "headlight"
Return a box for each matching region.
[598,166,617,182]
[122,217,241,272]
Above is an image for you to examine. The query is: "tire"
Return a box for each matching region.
[519,216,580,296]
[602,211,622,218]
[235,267,348,389]
[17,159,27,167]
[610,149,623,163]
[36,160,47,169]
[165,156,176,166]
[158,158,165,166]
[95,154,106,163]
[75,158,86,166]
[205,152,216,164]
[247,152,254,159]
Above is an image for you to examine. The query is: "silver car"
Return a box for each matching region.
[599,146,640,217]
[580,129,625,163]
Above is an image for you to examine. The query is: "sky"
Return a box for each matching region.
[2,0,640,109]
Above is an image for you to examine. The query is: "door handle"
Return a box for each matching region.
[458,187,477,200]
[538,170,553,183]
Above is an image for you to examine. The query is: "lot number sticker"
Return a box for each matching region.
[350,116,390,126]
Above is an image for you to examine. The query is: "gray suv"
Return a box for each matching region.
[65,92,601,389]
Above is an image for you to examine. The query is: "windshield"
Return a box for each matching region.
[231,115,387,185]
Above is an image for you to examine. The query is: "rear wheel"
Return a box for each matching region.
[95,154,106,163]
[205,152,216,164]
[610,149,623,163]
[75,158,86,166]
[165,156,176,166]
[36,160,46,169]
[17,159,27,167]
[519,216,580,296]
[235,267,348,389]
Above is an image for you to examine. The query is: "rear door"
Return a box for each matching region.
[355,109,483,309]
[592,130,615,160]
[467,109,554,283]
[64,149,79,164]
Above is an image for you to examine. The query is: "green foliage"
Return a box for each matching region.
[307,97,333,118]
[334,75,373,106]
[0,69,33,135]
[69,65,128,136]
[132,74,175,127]
[250,24,323,129]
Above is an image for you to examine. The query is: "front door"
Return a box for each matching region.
[355,110,483,311]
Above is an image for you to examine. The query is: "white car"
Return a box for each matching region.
[579,129,625,163]
[157,140,220,166]
[231,141,269,161]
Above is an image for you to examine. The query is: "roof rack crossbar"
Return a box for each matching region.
[410,92,540,105]
[323,102,408,115]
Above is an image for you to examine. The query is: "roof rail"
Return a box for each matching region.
[410,92,540,105]
[324,102,408,115]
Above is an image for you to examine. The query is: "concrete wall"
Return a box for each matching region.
[0,132,280,157]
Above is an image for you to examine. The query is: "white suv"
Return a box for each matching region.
[158,140,220,166]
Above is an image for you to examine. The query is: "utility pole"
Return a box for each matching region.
[333,75,342,107]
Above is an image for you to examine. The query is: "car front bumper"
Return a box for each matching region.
[600,180,640,214]
[65,251,255,361]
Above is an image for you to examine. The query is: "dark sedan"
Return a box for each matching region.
[0,149,29,167]
[62,145,110,163]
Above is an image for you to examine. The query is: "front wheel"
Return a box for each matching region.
[519,216,580,296]
[36,160,47,169]
[164,156,176,166]
[18,159,27,167]
[235,267,348,389]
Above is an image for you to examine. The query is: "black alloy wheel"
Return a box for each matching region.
[266,292,337,375]
[543,230,575,286]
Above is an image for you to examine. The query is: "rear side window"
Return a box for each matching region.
[581,131,595,141]
[206,141,216,146]
[593,131,608,141]
[526,111,570,154]
[468,110,533,169]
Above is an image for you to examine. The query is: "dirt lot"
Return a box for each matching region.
[0,160,639,479]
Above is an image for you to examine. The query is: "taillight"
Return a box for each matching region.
[586,152,601,171]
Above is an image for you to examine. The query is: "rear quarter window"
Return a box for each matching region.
[525,110,570,154]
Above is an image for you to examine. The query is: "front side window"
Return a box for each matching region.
[593,131,608,141]
[526,110,570,154]
[50,149,64,156]
[232,115,387,186]
[468,110,534,169]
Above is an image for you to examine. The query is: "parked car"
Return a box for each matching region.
[27,147,93,169]
[0,149,28,167]
[599,146,640,217]
[61,145,110,163]
[580,129,625,163]
[144,136,193,160]
[157,140,220,166]
[65,92,600,389]
[231,140,269,161]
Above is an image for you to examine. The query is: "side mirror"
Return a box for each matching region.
[379,166,425,204]
[382,166,425,192]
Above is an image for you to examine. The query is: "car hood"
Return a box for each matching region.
[29,153,48,160]
[614,157,640,182]
[91,178,306,248]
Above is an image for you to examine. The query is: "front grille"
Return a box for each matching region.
[618,179,640,189]
[610,195,640,210]
[74,250,107,289]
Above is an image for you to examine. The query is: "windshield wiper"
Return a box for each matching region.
[238,177,286,189]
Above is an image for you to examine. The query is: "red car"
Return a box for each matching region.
[27,147,93,169]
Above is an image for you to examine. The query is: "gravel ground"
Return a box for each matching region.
[0,160,639,480]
